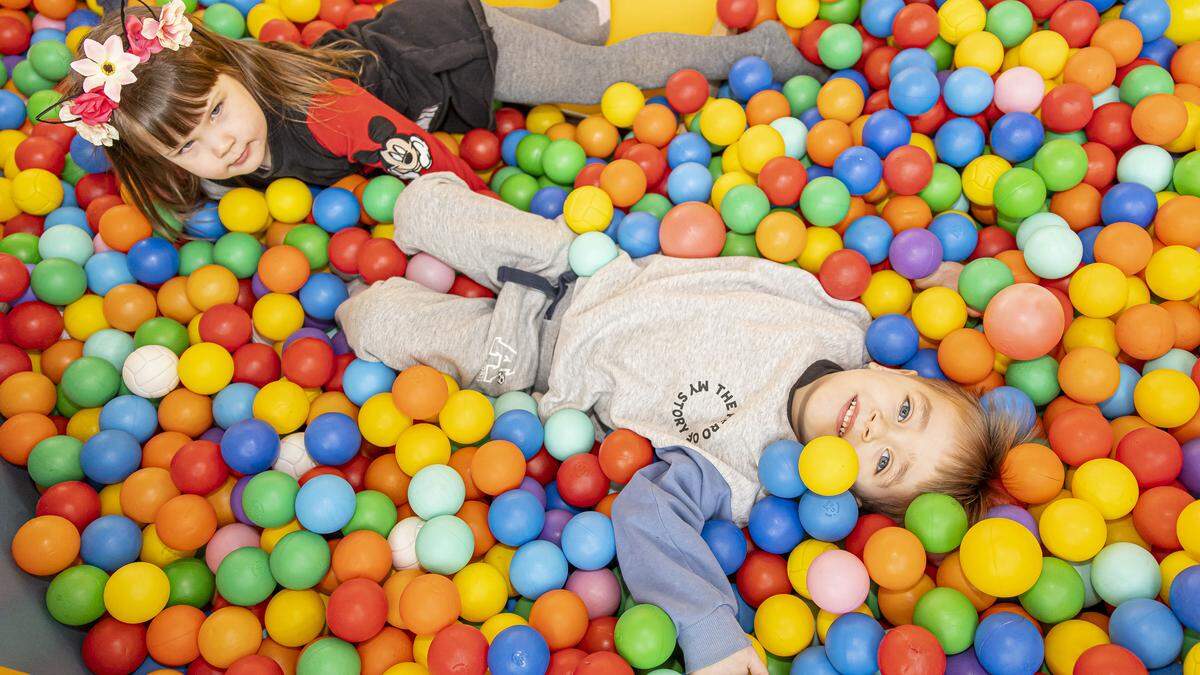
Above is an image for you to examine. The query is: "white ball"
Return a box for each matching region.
[121,345,180,399]
[388,517,425,570]
[273,432,316,479]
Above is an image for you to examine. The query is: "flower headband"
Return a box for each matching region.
[48,0,194,147]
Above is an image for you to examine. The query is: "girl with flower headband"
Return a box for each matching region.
[55,0,822,232]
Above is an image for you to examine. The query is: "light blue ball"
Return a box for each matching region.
[944,67,994,116]
[798,491,859,541]
[99,395,157,443]
[616,212,661,259]
[415,514,475,575]
[1109,598,1183,669]
[568,232,619,277]
[341,359,397,405]
[667,162,714,204]
[408,464,466,520]
[38,224,94,266]
[1016,212,1069,251]
[1143,349,1198,377]
[1091,542,1162,606]
[758,439,806,498]
[45,207,90,233]
[928,212,978,262]
[1069,561,1099,607]
[294,474,356,534]
[492,391,538,418]
[488,489,546,547]
[84,329,135,373]
[213,383,259,429]
[666,133,712,168]
[509,540,569,600]
[561,511,615,570]
[84,251,134,296]
[1117,144,1174,192]
[544,408,595,460]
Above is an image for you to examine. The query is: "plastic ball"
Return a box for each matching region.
[959,518,1042,597]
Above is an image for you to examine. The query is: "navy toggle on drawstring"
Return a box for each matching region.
[496,266,578,321]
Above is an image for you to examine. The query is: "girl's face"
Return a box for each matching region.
[158,73,269,180]
[790,365,960,501]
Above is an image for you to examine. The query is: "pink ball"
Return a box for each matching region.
[92,233,112,254]
[994,67,1046,114]
[565,569,621,619]
[807,550,870,614]
[205,523,260,572]
[659,202,726,258]
[31,15,66,31]
[405,252,455,293]
[982,282,1065,360]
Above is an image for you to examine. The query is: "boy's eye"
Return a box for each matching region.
[898,396,912,422]
[875,449,892,475]
[211,102,223,119]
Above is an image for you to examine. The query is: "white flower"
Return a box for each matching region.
[70,35,139,103]
[142,0,194,51]
[60,103,120,147]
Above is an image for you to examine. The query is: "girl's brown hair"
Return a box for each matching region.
[55,5,371,235]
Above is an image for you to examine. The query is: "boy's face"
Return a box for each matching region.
[790,365,960,501]
[155,74,269,181]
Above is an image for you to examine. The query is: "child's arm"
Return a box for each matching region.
[307,79,489,192]
[612,445,762,674]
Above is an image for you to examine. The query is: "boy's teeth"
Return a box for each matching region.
[838,398,857,436]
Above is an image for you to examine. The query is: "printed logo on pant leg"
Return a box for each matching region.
[480,336,517,385]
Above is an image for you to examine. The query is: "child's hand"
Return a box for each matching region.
[692,647,769,675]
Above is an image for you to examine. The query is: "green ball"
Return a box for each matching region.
[817,24,863,70]
[241,470,299,528]
[500,173,539,211]
[904,493,968,554]
[986,0,1034,48]
[997,212,1023,236]
[568,231,620,277]
[1005,355,1061,406]
[297,637,361,675]
[1119,65,1174,106]
[514,596,534,619]
[926,37,954,71]
[61,357,120,408]
[27,435,83,487]
[912,587,978,655]
[270,530,331,590]
[800,176,851,227]
[179,241,215,276]
[415,514,474,575]
[134,317,190,355]
[283,224,330,269]
[213,232,262,279]
[362,175,404,223]
[31,258,86,305]
[1019,557,1085,624]
[165,558,214,608]
[343,489,398,537]
[1174,151,1200,198]
[631,193,673,220]
[515,134,551,177]
[818,0,860,24]
[783,76,822,115]
[215,546,276,606]
[993,167,1046,219]
[13,61,55,97]
[765,652,793,675]
[56,387,82,417]
[28,40,72,82]
[920,163,963,213]
[536,175,565,190]
[720,232,760,257]
[1033,140,1087,192]
[62,157,85,186]
[721,184,771,234]
[46,564,108,626]
[542,139,587,185]
[202,3,247,39]
[615,604,677,669]
[0,233,40,263]
[490,166,524,193]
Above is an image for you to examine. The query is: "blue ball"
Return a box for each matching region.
[799,107,824,129]
[903,347,945,379]
[862,109,913,157]
[667,132,712,168]
[990,113,1045,163]
[843,215,893,266]
[69,133,111,173]
[928,212,979,262]
[1101,182,1157,227]
[701,519,747,575]
[544,482,579,514]
[861,0,903,37]
[0,90,26,130]
[733,584,756,633]
[298,272,348,321]
[616,211,662,258]
[602,208,625,240]
[729,56,773,101]
[212,383,258,429]
[294,474,356,534]
[490,410,545,460]
[825,613,885,675]
[890,49,938,79]
[980,385,1037,436]
[758,439,806,498]
[80,430,141,485]
[560,511,615,570]
[747,495,804,555]
[80,515,141,573]
[1098,364,1140,419]
[341,359,397,405]
[829,70,869,97]
[667,161,714,204]
[1140,36,1177,68]
[59,180,77,208]
[798,491,859,542]
[943,67,994,116]
[30,28,66,45]
[865,314,920,366]
[312,187,360,233]
[305,412,361,466]
[501,130,531,168]
[220,419,280,475]
[1078,224,1103,265]
[126,236,179,286]
[509,540,569,600]
[792,646,841,675]
[833,146,884,196]
[488,625,551,675]
[529,187,568,219]
[489,489,547,547]
[99,395,158,443]
[185,202,226,239]
[1121,0,1171,42]
[65,8,100,31]
[1169,566,1200,631]
[1110,598,1183,669]
[84,252,134,296]
[934,117,986,168]
[45,207,90,232]
[973,612,1044,675]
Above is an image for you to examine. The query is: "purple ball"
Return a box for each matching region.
[1180,438,1200,496]
[230,475,254,526]
[283,327,332,350]
[2,56,21,76]
[888,228,944,279]
[250,273,269,298]
[519,477,547,508]
[539,508,572,545]
[330,330,351,356]
[303,315,334,331]
[200,427,224,444]
[946,648,988,675]
[985,504,1039,540]
[565,568,622,619]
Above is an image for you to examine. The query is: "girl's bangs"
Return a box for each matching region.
[119,58,221,150]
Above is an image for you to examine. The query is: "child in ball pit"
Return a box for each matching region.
[54,0,818,230]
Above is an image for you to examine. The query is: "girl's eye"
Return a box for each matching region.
[211,102,223,119]
[179,141,194,154]
[898,396,912,422]
[875,449,892,475]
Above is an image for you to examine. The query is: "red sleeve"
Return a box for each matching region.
[307,79,489,192]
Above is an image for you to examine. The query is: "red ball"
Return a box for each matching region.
[624,143,667,186]
[526,449,560,486]
[0,253,30,303]
[328,227,370,275]
[319,0,353,26]
[427,624,488,675]
[36,480,101,532]
[171,440,230,496]
[300,19,337,46]
[459,129,502,171]
[970,226,1017,259]
[578,616,617,653]
[4,213,45,236]
[14,136,66,173]
[31,121,75,148]
[843,513,895,559]
[74,172,120,210]
[798,20,830,65]
[1115,427,1182,488]
[716,0,757,28]
[449,275,494,299]
[235,278,256,315]
[908,97,950,135]
[82,617,148,675]
[1023,0,1064,20]
[574,652,634,675]
[1041,83,1095,132]
[327,578,388,643]
[356,238,408,284]
[547,649,587,675]
[0,342,31,382]
[1131,485,1192,551]
[226,655,284,675]
[878,624,946,675]
[493,108,526,140]
[735,550,790,607]
[343,4,376,22]
[188,659,227,675]
[757,156,808,206]
[1081,141,1117,188]
[1085,102,1136,153]
[666,69,710,115]
[198,303,252,351]
[818,249,872,300]
[1074,644,1148,675]
[0,17,31,55]
[597,428,653,485]
[1048,408,1113,466]
[863,46,898,91]
[1049,0,1100,47]
[299,465,348,485]
[233,342,282,388]
[574,163,605,189]
[258,18,300,43]
[336,453,371,492]
[324,352,355,393]
[883,145,933,195]
[893,3,939,47]
[556,454,608,508]
[281,337,334,388]
[8,301,63,351]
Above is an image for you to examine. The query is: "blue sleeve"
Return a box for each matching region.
[612,445,749,672]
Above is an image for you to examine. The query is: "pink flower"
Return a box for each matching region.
[70,35,139,102]
[141,0,193,51]
[59,100,120,147]
[68,90,118,126]
[125,15,162,62]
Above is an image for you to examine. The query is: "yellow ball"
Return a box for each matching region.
[958,517,1042,597]
[246,3,285,38]
[252,293,304,342]
[1179,501,1200,560]
[911,287,968,340]
[1062,317,1118,356]
[861,270,914,317]
[954,31,1005,74]
[483,544,518,597]
[798,227,843,274]
[414,634,433,664]
[1123,276,1150,312]
[1105,514,1149,549]
[600,82,646,128]
[1162,551,1199,603]
[66,407,102,442]
[100,483,123,517]
[1134,369,1200,428]
[178,342,235,395]
[481,613,527,643]
[218,187,271,234]
[253,379,310,434]
[798,436,858,496]
[1068,263,1127,318]
[562,185,614,234]
[910,133,937,163]
[721,143,744,175]
[260,520,301,553]
[1044,620,1109,675]
[711,171,755,211]
[383,664,430,675]
[737,125,786,174]
[1165,102,1200,153]
[0,129,26,166]
[1145,245,1200,301]
[265,178,313,224]
[526,105,566,135]
[777,0,819,28]
[700,99,749,147]
[938,0,986,44]
[1019,30,1070,78]
[104,561,170,624]
[0,177,20,221]
[278,0,319,23]
[1165,0,1200,44]
[12,168,64,215]
[1187,644,1200,675]
[358,392,413,447]
[753,594,815,658]
[787,539,837,598]
[962,155,1012,206]
[438,390,494,445]
[454,562,509,623]
[395,423,451,476]
[63,294,109,340]
[141,524,194,567]
[1040,498,1107,562]
[264,589,325,647]
[1071,458,1138,520]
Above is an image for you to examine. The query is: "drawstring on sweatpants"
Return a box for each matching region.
[496,266,578,320]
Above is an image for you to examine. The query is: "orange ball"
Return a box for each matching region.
[456,500,496,559]
[384,569,421,629]
[398,573,461,635]
[448,446,483,501]
[1063,47,1117,94]
[1049,183,1101,231]
[1043,396,1098,430]
[142,431,191,470]
[1131,94,1188,145]
[1049,407,1113,466]
[755,210,808,263]
[1000,443,1065,504]
[529,590,589,650]
[257,639,300,674]
[98,204,153,252]
[632,104,678,148]
[599,159,647,208]
[1172,42,1200,87]
[937,327,996,385]
[936,551,995,611]
[331,530,393,583]
[121,467,182,525]
[357,626,414,675]
[103,283,158,332]
[806,120,852,167]
[546,122,577,142]
[156,494,218,551]
[576,115,620,158]
[1115,303,1176,360]
[158,388,214,438]
[1162,301,1200,351]
[1057,347,1119,404]
[0,412,57,466]
[157,277,200,325]
[996,249,1037,284]
[1090,19,1143,67]
[40,339,83,384]
[0,371,56,417]
[862,527,926,591]
[32,0,71,18]
[186,265,240,312]
[470,440,526,496]
[1177,83,1200,105]
[746,90,792,126]
[816,79,865,124]
[391,365,448,420]
[364,455,410,506]
[199,607,263,669]
[1093,221,1152,275]
[877,575,934,627]
[881,195,932,232]
[147,605,206,666]
[257,245,311,294]
[11,514,79,576]
[1152,196,1200,248]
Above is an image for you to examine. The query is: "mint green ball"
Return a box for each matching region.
[415,514,474,574]
[408,465,466,520]
[544,408,595,460]
[569,232,620,277]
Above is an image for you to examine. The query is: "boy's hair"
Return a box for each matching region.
[858,379,1031,523]
[55,5,372,235]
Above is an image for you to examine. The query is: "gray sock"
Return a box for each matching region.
[494,0,610,46]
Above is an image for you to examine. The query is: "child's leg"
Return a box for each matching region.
[482,5,825,106]
[493,0,609,46]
